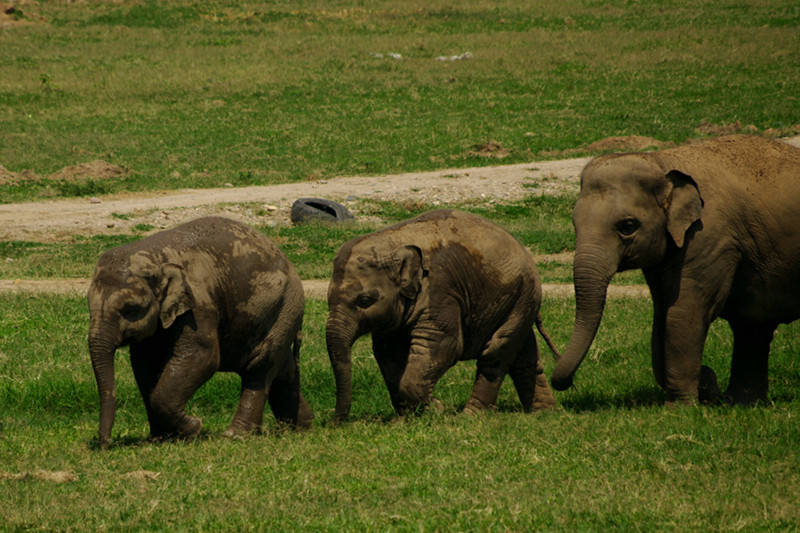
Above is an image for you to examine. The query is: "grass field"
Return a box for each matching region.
[2,0,799,203]
[2,1,800,531]
[1,295,799,530]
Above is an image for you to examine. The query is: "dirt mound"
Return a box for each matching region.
[695,121,800,138]
[0,4,37,28]
[47,160,128,182]
[467,140,511,159]
[0,165,35,186]
[586,135,673,152]
[0,160,128,185]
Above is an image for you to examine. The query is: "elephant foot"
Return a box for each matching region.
[176,415,202,440]
[150,415,202,442]
[462,396,494,415]
[294,397,314,429]
[698,365,720,405]
[532,374,556,412]
[223,420,260,439]
[428,397,445,414]
[664,394,699,407]
[722,388,768,407]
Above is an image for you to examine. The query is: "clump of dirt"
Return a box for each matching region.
[0,4,38,28]
[0,160,128,185]
[695,121,800,138]
[542,135,672,158]
[586,135,673,152]
[47,160,129,182]
[467,140,511,159]
[695,121,759,136]
[0,165,36,186]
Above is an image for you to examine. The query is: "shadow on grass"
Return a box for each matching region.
[557,385,666,413]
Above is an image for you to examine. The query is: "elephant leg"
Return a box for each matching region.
[725,320,775,405]
[148,319,220,440]
[227,329,308,436]
[508,330,555,412]
[394,324,462,414]
[266,336,313,430]
[373,332,412,413]
[651,278,715,404]
[651,305,719,404]
[463,310,533,414]
[464,366,506,414]
[130,339,171,438]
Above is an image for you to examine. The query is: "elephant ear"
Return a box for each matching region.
[158,263,195,329]
[664,170,703,248]
[389,245,426,299]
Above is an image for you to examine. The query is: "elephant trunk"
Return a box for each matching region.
[325,312,359,422]
[88,323,121,448]
[551,242,617,391]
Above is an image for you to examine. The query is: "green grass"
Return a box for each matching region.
[2,0,799,203]
[1,1,799,529]
[1,294,798,530]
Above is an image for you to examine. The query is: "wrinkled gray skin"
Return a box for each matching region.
[551,135,800,405]
[326,209,559,420]
[87,217,311,448]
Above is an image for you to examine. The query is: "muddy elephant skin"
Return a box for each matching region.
[87,216,311,448]
[551,135,800,405]
[326,209,559,420]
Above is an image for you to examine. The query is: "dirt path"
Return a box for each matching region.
[0,278,650,300]
[0,157,591,242]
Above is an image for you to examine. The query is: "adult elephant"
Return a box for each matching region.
[326,209,559,420]
[550,135,800,405]
[87,217,312,448]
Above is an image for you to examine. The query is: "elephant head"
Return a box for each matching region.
[326,238,428,420]
[87,250,195,447]
[550,155,703,390]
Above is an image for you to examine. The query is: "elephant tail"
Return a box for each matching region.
[535,312,561,362]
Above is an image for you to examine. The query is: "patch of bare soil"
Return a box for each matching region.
[0,160,128,186]
[541,134,672,158]
[467,140,511,159]
[586,135,673,152]
[0,3,42,29]
[47,160,129,183]
[695,121,800,138]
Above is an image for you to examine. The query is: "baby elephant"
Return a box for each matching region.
[87,216,311,448]
[326,209,559,420]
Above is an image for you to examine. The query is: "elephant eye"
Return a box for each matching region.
[617,218,640,236]
[355,294,377,309]
[121,303,146,322]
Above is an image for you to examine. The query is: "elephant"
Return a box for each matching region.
[87,216,312,448]
[326,209,560,420]
[550,135,800,405]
